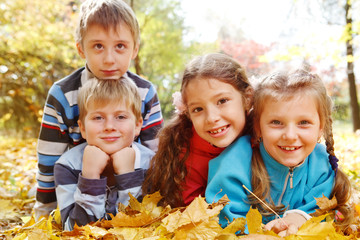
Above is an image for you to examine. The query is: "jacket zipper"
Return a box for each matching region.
[277,167,295,205]
[289,167,294,189]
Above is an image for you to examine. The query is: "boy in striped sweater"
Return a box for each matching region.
[35,0,163,219]
[54,77,154,231]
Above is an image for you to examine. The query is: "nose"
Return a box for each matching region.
[282,124,297,141]
[104,119,115,131]
[103,49,115,65]
[205,107,220,124]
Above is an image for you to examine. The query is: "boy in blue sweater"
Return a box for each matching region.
[35,0,163,219]
[54,77,154,231]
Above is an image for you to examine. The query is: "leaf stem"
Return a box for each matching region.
[242,184,288,227]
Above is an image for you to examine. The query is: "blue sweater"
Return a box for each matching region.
[54,142,154,231]
[205,135,335,228]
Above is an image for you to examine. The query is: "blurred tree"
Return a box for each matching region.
[316,0,360,131]
[0,0,83,137]
[220,39,271,77]
[0,0,218,137]
[126,0,218,120]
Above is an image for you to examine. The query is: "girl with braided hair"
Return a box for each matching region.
[206,69,353,236]
[142,53,253,207]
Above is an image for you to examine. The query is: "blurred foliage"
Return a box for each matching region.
[0,0,357,136]
[128,0,218,119]
[0,0,218,135]
[0,0,83,137]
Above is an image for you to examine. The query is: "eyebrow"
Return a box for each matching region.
[187,91,233,108]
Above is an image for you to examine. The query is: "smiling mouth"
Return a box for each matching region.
[209,125,229,134]
[279,146,301,151]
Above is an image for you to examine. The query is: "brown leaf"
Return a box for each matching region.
[314,194,337,216]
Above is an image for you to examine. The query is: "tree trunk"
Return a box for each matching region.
[345,1,360,131]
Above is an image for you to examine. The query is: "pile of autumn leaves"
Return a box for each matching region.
[7,192,360,239]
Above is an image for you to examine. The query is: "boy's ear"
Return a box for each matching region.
[134,117,143,137]
[76,42,86,59]
[131,43,139,60]
[78,119,87,139]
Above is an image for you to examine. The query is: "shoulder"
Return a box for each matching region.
[220,135,252,158]
[55,142,87,170]
[308,143,330,167]
[54,67,85,89]
[209,135,252,172]
[126,71,154,89]
[49,67,85,96]
[306,143,334,182]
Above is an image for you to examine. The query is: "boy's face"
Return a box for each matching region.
[78,101,142,155]
[77,22,139,80]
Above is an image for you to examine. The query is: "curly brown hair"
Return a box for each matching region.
[142,53,253,207]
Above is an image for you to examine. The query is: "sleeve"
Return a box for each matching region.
[35,84,73,219]
[138,83,164,152]
[115,143,153,204]
[205,135,253,228]
[55,163,107,231]
[115,169,147,205]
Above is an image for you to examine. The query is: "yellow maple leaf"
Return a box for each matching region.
[173,219,222,240]
[285,214,347,239]
[220,217,246,235]
[102,211,154,228]
[161,195,224,232]
[246,207,263,234]
[108,226,156,239]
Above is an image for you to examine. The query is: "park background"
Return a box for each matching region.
[0,0,360,237]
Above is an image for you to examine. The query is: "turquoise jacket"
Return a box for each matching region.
[205,135,335,228]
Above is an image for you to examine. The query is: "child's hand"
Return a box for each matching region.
[111,147,135,175]
[82,145,110,179]
[264,212,307,237]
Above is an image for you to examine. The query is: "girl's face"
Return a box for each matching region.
[258,94,323,167]
[185,78,248,148]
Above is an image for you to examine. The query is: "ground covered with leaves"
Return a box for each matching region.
[0,133,360,239]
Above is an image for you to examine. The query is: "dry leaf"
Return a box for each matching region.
[314,195,338,216]
[246,207,263,234]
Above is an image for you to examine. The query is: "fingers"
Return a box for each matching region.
[264,219,287,233]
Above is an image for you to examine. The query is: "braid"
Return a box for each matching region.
[249,143,286,217]
[322,94,353,229]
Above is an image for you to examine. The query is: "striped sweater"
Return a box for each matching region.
[54,142,154,230]
[35,67,163,219]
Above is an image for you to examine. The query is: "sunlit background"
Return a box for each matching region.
[0,0,359,136]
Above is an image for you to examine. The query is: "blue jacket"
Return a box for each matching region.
[205,135,335,228]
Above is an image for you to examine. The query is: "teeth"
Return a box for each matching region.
[210,126,227,134]
[281,146,297,151]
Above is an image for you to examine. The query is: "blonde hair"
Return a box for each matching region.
[250,69,353,226]
[75,0,140,45]
[78,77,142,123]
[143,53,253,207]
